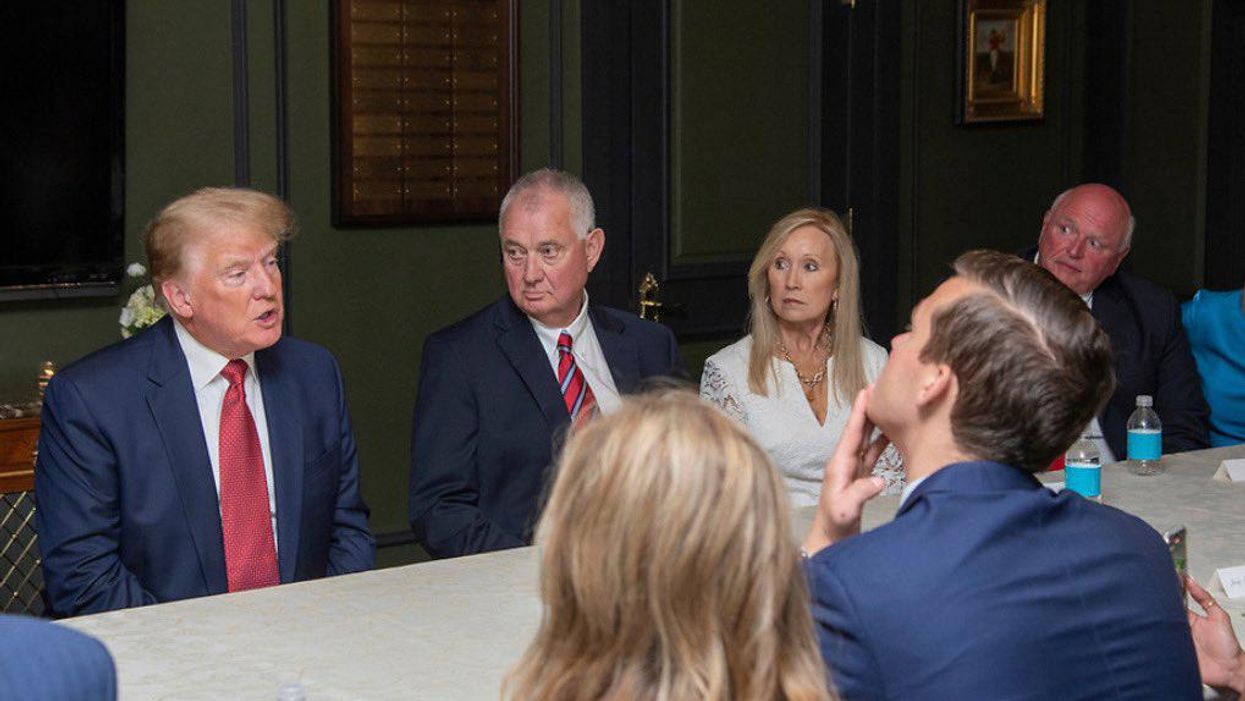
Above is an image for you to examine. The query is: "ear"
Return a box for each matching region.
[915,362,956,410]
[584,228,605,272]
[161,277,194,320]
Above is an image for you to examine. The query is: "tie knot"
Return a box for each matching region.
[557,332,574,354]
[221,359,249,386]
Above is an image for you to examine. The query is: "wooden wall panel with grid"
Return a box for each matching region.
[333,0,517,226]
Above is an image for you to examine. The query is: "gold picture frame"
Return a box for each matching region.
[956,0,1046,124]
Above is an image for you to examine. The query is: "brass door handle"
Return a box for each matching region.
[637,272,686,322]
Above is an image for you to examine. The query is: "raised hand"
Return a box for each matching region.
[803,387,889,556]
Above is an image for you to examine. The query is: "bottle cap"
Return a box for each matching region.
[1136,395,1153,407]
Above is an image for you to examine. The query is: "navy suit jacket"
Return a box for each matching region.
[36,316,375,617]
[409,296,684,558]
[1021,247,1209,456]
[0,614,115,700]
[807,461,1201,701]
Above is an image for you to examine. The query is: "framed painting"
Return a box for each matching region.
[956,0,1046,124]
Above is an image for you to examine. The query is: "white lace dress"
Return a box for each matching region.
[699,335,905,508]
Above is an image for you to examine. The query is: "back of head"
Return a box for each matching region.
[921,250,1115,472]
[145,187,296,294]
[507,389,830,701]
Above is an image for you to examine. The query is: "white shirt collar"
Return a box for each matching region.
[528,292,591,348]
[899,474,929,508]
[172,319,258,390]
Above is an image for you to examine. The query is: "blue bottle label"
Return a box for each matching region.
[1127,429,1162,461]
[1065,463,1101,498]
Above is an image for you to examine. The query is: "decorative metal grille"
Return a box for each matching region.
[0,491,44,616]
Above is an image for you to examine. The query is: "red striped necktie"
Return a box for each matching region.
[556,332,597,423]
[218,359,280,592]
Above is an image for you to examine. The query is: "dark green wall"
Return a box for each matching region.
[897,2,1085,315]
[0,2,1216,566]
[0,1,576,567]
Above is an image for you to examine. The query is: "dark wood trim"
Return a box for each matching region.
[230,0,251,187]
[549,0,564,168]
[276,0,292,332]
[0,418,38,494]
[822,0,902,343]
[1082,0,1131,192]
[1204,0,1245,290]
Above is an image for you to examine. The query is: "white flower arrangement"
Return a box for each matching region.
[119,262,167,339]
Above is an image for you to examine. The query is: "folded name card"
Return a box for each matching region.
[1212,458,1245,483]
[1211,565,1245,600]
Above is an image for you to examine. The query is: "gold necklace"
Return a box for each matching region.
[777,323,833,400]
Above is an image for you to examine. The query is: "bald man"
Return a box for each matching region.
[1024,183,1208,458]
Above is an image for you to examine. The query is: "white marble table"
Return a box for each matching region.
[62,445,1245,700]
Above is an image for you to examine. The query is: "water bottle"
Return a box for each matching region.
[1126,395,1163,475]
[1064,436,1101,501]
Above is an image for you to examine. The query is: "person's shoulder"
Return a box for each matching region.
[705,336,751,370]
[425,297,510,347]
[593,304,673,336]
[53,319,167,390]
[858,336,888,362]
[1104,269,1178,306]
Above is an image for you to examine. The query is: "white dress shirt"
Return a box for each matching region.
[173,320,280,552]
[528,293,622,415]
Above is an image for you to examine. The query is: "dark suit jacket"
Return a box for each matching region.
[36,316,375,618]
[808,461,1201,701]
[0,614,116,700]
[409,296,684,558]
[1020,247,1209,456]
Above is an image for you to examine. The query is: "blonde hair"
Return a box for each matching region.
[506,390,833,701]
[144,187,296,297]
[746,208,867,403]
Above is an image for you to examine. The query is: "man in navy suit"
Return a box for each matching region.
[1023,183,1208,457]
[0,614,116,700]
[36,188,375,617]
[802,250,1202,699]
[409,169,683,558]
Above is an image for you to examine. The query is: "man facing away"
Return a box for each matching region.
[803,250,1202,700]
[1024,183,1209,458]
[37,188,375,617]
[409,168,684,558]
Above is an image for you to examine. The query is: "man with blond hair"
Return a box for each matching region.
[803,250,1201,699]
[37,188,374,617]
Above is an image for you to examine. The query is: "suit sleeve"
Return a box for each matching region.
[1155,296,1210,453]
[34,376,157,617]
[806,558,886,701]
[408,334,524,558]
[325,358,376,575]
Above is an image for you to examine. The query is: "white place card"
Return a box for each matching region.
[1212,458,1245,483]
[1211,565,1245,600]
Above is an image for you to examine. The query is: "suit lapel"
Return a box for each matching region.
[589,305,641,393]
[257,346,304,583]
[144,318,228,594]
[495,298,570,428]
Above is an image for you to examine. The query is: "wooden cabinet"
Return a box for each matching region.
[0,417,38,493]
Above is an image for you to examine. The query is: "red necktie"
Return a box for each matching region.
[218,359,280,592]
[556,332,597,423]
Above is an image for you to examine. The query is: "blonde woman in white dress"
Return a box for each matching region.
[700,208,903,507]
